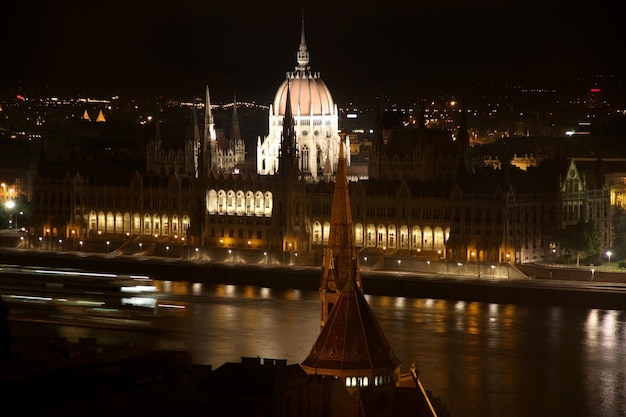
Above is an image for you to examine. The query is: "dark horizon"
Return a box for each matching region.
[1,1,623,103]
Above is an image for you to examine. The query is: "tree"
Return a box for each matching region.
[553,219,601,266]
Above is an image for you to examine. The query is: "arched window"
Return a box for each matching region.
[236,191,245,215]
[313,221,322,245]
[354,223,363,247]
[255,192,264,216]
[245,191,254,215]
[114,212,123,233]
[302,145,309,172]
[323,222,331,245]
[207,189,218,214]
[226,190,235,215]
[106,212,114,232]
[217,190,226,214]
[264,192,273,216]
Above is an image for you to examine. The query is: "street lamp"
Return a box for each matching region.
[106,240,110,253]
[5,200,15,229]
[591,268,595,281]
[606,250,612,268]
[166,245,170,257]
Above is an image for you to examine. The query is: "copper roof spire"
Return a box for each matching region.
[302,143,400,385]
[318,137,362,328]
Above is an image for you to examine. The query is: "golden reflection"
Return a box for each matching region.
[394,297,406,309]
[283,289,302,301]
[192,282,203,295]
[224,285,236,296]
[376,296,392,307]
[467,302,480,335]
[244,286,256,298]
[170,281,189,295]
[434,299,447,311]
[488,303,499,315]
[501,304,515,328]
[155,280,172,293]
[214,284,226,296]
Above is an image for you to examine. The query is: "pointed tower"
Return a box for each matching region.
[229,93,240,150]
[192,99,201,178]
[318,138,361,328]
[277,82,298,181]
[296,12,309,71]
[302,139,401,392]
[230,93,245,165]
[203,85,217,174]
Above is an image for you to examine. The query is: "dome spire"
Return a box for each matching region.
[296,10,310,70]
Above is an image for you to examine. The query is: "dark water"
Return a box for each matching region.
[47,281,626,417]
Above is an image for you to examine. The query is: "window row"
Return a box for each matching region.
[311,222,449,250]
[206,189,273,216]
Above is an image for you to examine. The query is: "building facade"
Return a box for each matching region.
[28,20,618,268]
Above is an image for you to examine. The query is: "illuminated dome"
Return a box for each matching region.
[273,74,334,116]
[257,17,346,181]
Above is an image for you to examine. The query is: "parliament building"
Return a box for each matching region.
[29,19,617,267]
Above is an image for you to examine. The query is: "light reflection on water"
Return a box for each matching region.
[45,282,626,417]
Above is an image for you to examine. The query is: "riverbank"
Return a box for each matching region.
[1,248,626,311]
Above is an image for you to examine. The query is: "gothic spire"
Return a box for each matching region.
[296,11,310,70]
[278,81,298,180]
[203,85,216,143]
[203,85,217,174]
[192,98,201,178]
[230,92,241,145]
[302,136,400,388]
[318,138,362,328]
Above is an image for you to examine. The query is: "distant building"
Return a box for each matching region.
[146,89,245,177]
[256,18,346,182]
[27,16,620,268]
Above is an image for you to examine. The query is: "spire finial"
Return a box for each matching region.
[296,11,310,70]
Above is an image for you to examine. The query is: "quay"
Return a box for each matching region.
[1,247,626,311]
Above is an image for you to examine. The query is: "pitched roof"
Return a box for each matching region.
[301,276,401,376]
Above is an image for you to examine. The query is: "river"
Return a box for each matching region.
[11,280,626,417]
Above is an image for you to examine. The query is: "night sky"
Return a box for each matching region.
[1,0,622,103]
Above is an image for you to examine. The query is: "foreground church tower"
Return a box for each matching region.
[301,137,401,391]
[317,139,361,328]
[257,16,347,182]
